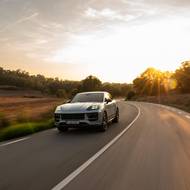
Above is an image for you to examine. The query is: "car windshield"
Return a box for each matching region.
[71,93,104,103]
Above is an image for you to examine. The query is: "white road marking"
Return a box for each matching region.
[52,104,141,190]
[0,137,29,147]
[149,103,190,120]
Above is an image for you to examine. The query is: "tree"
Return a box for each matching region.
[174,61,190,93]
[133,68,172,96]
[126,91,136,100]
[81,75,102,92]
[56,89,67,98]
[0,67,132,98]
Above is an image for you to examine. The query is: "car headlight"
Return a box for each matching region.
[55,106,61,112]
[87,105,100,111]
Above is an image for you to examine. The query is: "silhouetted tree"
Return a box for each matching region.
[0,67,131,98]
[173,61,190,93]
[133,68,172,96]
[81,75,102,92]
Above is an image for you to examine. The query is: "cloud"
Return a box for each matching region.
[14,12,39,25]
[1,0,190,82]
[0,12,39,33]
[85,8,135,22]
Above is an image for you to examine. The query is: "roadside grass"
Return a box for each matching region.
[131,94,190,113]
[0,95,65,142]
[0,112,10,129]
[0,119,54,142]
[0,96,63,122]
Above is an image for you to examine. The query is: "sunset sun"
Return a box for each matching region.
[1,1,190,82]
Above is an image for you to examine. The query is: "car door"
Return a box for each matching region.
[107,93,116,119]
[104,93,114,120]
[104,93,111,120]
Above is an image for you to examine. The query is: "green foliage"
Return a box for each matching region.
[133,61,190,97]
[173,61,190,93]
[133,68,172,96]
[0,67,131,98]
[0,119,54,142]
[56,89,67,98]
[0,67,80,97]
[102,83,132,97]
[0,112,10,129]
[81,75,102,91]
[126,91,136,100]
[71,88,80,97]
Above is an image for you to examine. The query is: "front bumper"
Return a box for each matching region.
[54,111,103,128]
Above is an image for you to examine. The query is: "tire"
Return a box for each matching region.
[99,112,108,132]
[57,125,68,132]
[112,108,119,123]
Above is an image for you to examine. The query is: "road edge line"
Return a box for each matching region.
[52,103,141,190]
[0,137,29,147]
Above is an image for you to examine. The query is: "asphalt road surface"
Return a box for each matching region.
[1,101,190,190]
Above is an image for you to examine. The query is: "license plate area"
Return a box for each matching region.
[66,121,80,125]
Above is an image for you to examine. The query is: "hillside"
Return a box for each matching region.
[135,94,190,112]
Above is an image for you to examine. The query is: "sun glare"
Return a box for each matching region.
[48,15,190,82]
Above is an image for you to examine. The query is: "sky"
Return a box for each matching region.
[0,0,190,83]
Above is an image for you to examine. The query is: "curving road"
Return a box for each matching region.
[1,101,190,190]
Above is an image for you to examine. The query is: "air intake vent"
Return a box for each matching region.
[61,113,85,120]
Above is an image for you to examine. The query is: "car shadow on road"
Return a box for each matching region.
[57,127,101,136]
[55,123,119,137]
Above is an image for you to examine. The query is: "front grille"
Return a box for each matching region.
[54,113,61,122]
[87,112,99,121]
[61,113,85,120]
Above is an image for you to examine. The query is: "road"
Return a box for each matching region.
[1,101,190,190]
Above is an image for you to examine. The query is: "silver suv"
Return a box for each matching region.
[54,91,119,132]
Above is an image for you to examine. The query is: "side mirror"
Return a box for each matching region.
[105,99,111,104]
[66,99,71,103]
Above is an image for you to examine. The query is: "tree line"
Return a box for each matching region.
[132,61,190,98]
[0,67,132,98]
[1,61,189,99]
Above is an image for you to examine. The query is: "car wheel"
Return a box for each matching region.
[57,126,68,132]
[100,112,108,132]
[113,108,119,123]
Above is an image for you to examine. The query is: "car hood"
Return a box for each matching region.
[55,102,103,113]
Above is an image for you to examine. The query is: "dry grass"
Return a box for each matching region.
[0,97,64,122]
[0,92,64,123]
[0,90,65,141]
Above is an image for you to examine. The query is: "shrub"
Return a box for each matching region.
[0,112,10,129]
[0,119,54,141]
[126,91,136,100]
[56,89,67,98]
[16,112,29,123]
